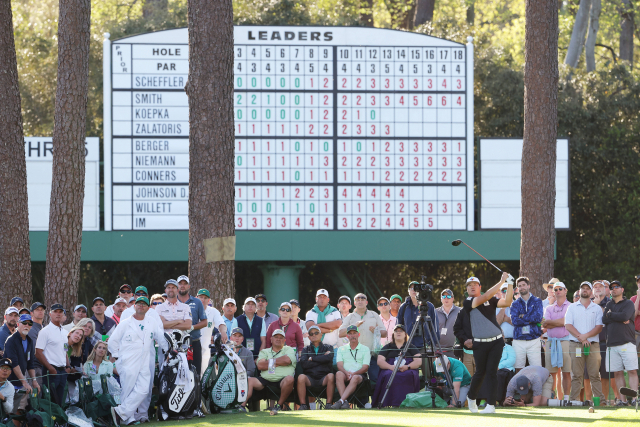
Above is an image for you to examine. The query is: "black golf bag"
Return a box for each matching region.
[202,334,248,413]
[157,330,201,419]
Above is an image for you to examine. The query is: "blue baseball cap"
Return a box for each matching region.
[19,314,32,323]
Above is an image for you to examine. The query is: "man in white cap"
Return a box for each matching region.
[62,305,88,332]
[564,281,604,404]
[0,308,19,355]
[110,297,168,426]
[221,298,238,340]
[111,298,128,325]
[236,297,266,358]
[105,284,134,317]
[305,289,342,361]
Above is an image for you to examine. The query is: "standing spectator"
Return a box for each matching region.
[337,296,352,319]
[255,294,278,329]
[389,295,402,318]
[332,325,370,409]
[541,281,572,402]
[371,324,421,408]
[266,302,304,353]
[297,325,335,410]
[377,297,396,346]
[339,293,386,384]
[454,306,475,376]
[573,291,580,303]
[91,298,117,338]
[83,341,113,386]
[66,326,85,385]
[175,275,207,377]
[252,329,296,416]
[157,281,193,333]
[77,318,97,362]
[63,304,88,332]
[4,314,39,422]
[496,283,514,345]
[290,299,309,347]
[110,298,128,325]
[197,289,226,373]
[510,277,544,371]
[305,289,342,357]
[592,280,617,403]
[10,298,24,311]
[603,280,638,406]
[541,279,559,310]
[236,297,265,357]
[397,282,439,353]
[0,308,19,355]
[150,294,165,307]
[503,366,552,407]
[463,273,512,414]
[105,284,134,317]
[221,298,237,340]
[630,274,640,353]
[35,304,69,405]
[564,281,605,404]
[436,289,461,357]
[28,302,46,387]
[120,286,151,319]
[434,355,472,407]
[0,359,15,414]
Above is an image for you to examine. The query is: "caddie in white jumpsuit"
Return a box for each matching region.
[109,296,168,426]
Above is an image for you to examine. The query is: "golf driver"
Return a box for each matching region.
[451,239,515,285]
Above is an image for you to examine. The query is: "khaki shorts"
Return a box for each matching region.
[544,339,571,373]
[542,375,553,398]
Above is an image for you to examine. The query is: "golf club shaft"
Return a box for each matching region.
[460,241,503,273]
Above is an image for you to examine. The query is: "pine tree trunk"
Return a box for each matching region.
[44,0,91,310]
[0,0,32,308]
[521,0,559,297]
[186,0,235,306]
[564,0,591,68]
[619,0,634,63]
[414,0,436,26]
[585,0,601,72]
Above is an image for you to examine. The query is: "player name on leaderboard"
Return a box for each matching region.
[106,27,472,231]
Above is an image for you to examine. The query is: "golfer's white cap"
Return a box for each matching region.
[316,289,329,297]
[466,277,480,284]
[223,298,236,306]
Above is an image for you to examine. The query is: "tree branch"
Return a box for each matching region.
[595,43,618,62]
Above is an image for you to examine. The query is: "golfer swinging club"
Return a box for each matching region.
[464,272,513,414]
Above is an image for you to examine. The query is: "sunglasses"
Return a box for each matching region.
[152,302,162,306]
[611,285,622,290]
[256,299,267,303]
[378,302,389,306]
[441,294,453,299]
[135,292,146,296]
[280,308,291,312]
[21,321,33,326]
[355,297,367,301]
[309,331,320,336]
[121,290,132,294]
[553,288,565,292]
[501,289,507,293]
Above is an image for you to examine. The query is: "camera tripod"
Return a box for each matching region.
[377,306,458,409]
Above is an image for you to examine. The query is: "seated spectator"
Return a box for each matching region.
[371,324,420,407]
[82,341,114,387]
[297,325,335,410]
[63,305,88,332]
[66,326,85,385]
[503,366,552,407]
[228,328,256,377]
[498,343,517,371]
[434,355,472,407]
[0,308,19,355]
[248,329,296,415]
[266,303,304,355]
[4,314,39,424]
[0,359,15,414]
[332,325,370,409]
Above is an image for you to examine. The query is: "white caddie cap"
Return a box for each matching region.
[466,277,480,285]
[552,282,567,290]
[316,289,329,297]
[223,298,236,306]
[244,297,257,305]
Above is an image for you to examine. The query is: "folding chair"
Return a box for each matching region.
[252,372,295,411]
[293,363,332,409]
[345,376,371,408]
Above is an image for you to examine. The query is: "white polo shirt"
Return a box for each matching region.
[35,323,68,367]
[305,309,342,347]
[564,300,604,342]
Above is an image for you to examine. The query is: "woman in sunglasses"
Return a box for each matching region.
[150,294,165,308]
[265,302,304,355]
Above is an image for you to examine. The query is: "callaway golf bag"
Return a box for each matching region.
[202,333,248,413]
[157,330,201,419]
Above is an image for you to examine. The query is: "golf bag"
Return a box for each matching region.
[202,334,248,413]
[157,330,201,419]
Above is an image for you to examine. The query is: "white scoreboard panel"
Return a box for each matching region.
[104,27,474,231]
[479,138,570,230]
[25,137,100,231]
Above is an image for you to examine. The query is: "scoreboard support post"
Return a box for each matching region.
[466,36,474,231]
[103,33,113,231]
[258,263,305,305]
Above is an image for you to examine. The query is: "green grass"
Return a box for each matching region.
[151,407,638,427]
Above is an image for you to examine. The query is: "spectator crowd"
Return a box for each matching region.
[0,273,638,421]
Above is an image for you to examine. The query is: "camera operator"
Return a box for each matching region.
[397,281,439,352]
[463,273,513,414]
[503,365,552,407]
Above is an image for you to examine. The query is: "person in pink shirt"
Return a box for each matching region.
[541,281,572,401]
[377,297,396,346]
[265,302,304,354]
